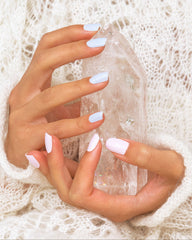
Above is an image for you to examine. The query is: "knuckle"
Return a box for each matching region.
[39,88,55,105]
[8,89,16,106]
[17,125,31,142]
[39,33,50,46]
[9,110,21,126]
[135,145,151,168]
[8,112,16,126]
[174,152,185,182]
[69,43,79,61]
[73,81,84,93]
[35,52,46,68]
[8,87,20,108]
[8,118,30,142]
[75,117,87,133]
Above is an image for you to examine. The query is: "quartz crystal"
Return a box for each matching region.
[80,25,148,195]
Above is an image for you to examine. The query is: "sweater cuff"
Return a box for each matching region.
[130,133,192,227]
[0,137,49,185]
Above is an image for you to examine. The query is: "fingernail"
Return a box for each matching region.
[89,112,103,123]
[25,154,40,168]
[89,72,109,84]
[84,23,101,31]
[106,138,129,155]
[86,38,107,48]
[87,133,100,152]
[45,132,52,154]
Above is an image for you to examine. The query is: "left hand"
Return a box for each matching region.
[5,24,107,168]
[26,134,185,222]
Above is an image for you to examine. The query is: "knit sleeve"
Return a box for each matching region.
[130,133,192,227]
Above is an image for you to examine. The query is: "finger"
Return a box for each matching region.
[34,39,106,72]
[135,174,176,214]
[68,134,139,221]
[106,138,184,181]
[82,176,175,222]
[92,175,175,222]
[85,190,138,222]
[26,111,104,153]
[14,36,106,106]
[41,112,105,139]
[25,150,50,180]
[70,133,101,197]
[26,39,106,91]
[68,134,161,222]
[38,24,100,49]
[45,133,72,202]
[46,101,81,122]
[20,74,108,120]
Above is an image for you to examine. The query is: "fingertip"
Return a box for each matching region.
[88,111,104,124]
[87,133,100,152]
[45,132,52,154]
[25,150,48,171]
[84,39,106,57]
[85,134,102,165]
[86,38,107,48]
[44,133,63,159]
[25,152,40,168]
[86,112,105,133]
[106,138,130,155]
[45,134,65,171]
[89,72,109,86]
[83,23,101,32]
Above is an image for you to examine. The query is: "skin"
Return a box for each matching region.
[5,25,185,222]
[5,25,107,168]
[29,134,185,222]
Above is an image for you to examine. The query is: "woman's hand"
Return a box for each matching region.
[5,24,108,168]
[27,134,185,222]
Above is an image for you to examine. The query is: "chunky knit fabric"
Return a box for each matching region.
[1,0,192,239]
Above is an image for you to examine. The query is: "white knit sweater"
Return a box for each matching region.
[1,0,192,239]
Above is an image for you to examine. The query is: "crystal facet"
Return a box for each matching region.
[80,25,148,195]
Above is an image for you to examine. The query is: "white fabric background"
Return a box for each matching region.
[0,0,192,239]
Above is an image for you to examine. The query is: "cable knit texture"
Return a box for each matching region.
[0,0,192,239]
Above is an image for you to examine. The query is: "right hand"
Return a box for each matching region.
[27,133,184,223]
[5,24,108,168]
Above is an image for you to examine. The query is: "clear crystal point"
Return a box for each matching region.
[80,25,148,195]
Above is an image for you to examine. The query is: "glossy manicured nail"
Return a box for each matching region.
[106,138,129,155]
[84,23,101,31]
[45,133,52,154]
[89,112,103,123]
[87,38,107,48]
[87,133,100,152]
[89,72,109,84]
[25,154,40,168]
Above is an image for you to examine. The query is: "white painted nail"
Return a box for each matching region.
[87,133,100,152]
[89,112,103,123]
[86,38,107,48]
[89,72,109,84]
[45,133,52,154]
[106,138,129,155]
[83,23,101,31]
[25,154,40,168]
